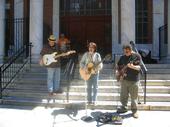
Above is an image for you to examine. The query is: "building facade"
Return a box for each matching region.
[0,0,169,63]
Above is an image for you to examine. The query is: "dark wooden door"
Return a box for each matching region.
[60,0,112,56]
[60,16,111,55]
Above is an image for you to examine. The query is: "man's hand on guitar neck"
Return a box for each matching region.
[127,63,141,71]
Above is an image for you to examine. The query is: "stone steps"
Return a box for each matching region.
[6,84,170,94]
[1,64,170,110]
[3,90,170,102]
[2,97,170,111]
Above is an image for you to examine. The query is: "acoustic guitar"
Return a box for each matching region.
[42,50,76,66]
[79,54,111,81]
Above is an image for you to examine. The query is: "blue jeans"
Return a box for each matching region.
[87,74,98,103]
[47,67,60,92]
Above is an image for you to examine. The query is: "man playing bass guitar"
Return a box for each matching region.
[80,42,103,105]
[116,44,141,118]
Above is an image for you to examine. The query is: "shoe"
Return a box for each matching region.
[117,107,128,114]
[132,112,138,119]
[54,89,63,94]
[87,102,92,105]
[52,92,57,96]
[91,102,96,105]
[48,92,53,96]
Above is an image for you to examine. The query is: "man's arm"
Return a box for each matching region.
[127,63,141,71]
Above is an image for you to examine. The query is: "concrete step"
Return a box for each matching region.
[3,90,170,102]
[6,84,170,94]
[146,64,170,69]
[2,97,170,111]
[12,78,170,87]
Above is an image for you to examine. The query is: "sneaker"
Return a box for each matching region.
[132,112,138,118]
[117,107,128,114]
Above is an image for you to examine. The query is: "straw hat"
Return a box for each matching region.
[48,35,56,42]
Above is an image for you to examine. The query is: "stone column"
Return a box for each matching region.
[168,0,170,56]
[14,0,24,51]
[53,0,60,39]
[152,0,164,59]
[29,0,43,63]
[112,0,121,54]
[0,0,5,63]
[121,0,135,45]
[14,0,23,18]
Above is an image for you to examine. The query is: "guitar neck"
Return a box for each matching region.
[54,53,67,59]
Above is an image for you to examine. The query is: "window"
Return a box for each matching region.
[60,0,111,16]
[136,0,152,44]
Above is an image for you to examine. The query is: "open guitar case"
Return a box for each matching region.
[96,112,123,126]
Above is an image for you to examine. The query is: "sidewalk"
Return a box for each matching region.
[0,105,170,127]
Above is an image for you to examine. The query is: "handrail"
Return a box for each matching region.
[0,43,32,99]
[130,41,147,104]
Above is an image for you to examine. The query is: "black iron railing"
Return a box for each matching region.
[113,42,147,104]
[159,24,168,60]
[0,17,30,99]
[0,43,32,99]
[5,18,29,57]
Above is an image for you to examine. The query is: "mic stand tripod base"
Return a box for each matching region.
[81,116,93,122]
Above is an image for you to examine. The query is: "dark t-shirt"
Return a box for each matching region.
[40,44,61,68]
[117,53,141,81]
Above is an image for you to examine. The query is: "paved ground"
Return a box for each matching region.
[0,105,170,127]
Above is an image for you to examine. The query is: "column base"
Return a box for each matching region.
[159,55,170,63]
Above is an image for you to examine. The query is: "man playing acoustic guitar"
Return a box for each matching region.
[116,44,141,118]
[80,42,103,105]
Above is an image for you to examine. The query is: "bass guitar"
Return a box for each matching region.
[79,54,111,81]
[116,57,140,81]
[42,50,76,66]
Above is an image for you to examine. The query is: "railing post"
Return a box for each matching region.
[144,71,147,104]
[0,67,2,99]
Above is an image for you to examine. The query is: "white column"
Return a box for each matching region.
[168,0,170,56]
[112,0,121,54]
[14,0,24,51]
[121,0,135,45]
[53,0,60,39]
[152,0,164,59]
[29,0,43,63]
[14,0,23,18]
[0,0,5,63]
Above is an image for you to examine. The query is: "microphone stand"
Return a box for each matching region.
[81,80,92,122]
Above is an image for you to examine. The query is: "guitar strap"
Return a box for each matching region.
[88,52,94,63]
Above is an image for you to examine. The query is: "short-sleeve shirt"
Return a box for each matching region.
[117,53,141,81]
